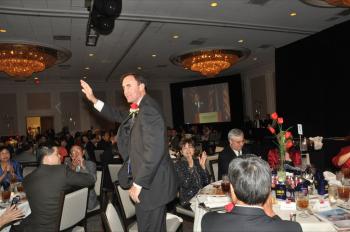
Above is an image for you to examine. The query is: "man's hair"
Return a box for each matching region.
[228,155,271,205]
[227,128,244,141]
[120,72,148,89]
[178,138,195,148]
[70,144,83,154]
[37,144,56,163]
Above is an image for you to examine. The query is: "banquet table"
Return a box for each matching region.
[191,181,337,232]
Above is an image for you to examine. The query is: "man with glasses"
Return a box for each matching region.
[218,128,251,179]
[65,145,98,210]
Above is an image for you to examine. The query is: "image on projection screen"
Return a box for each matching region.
[182,83,231,124]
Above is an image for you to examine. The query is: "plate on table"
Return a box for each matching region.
[0,201,11,208]
[199,187,225,196]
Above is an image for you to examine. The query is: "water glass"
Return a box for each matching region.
[336,171,344,182]
[296,191,309,218]
[328,185,338,205]
[221,175,230,194]
[337,185,350,202]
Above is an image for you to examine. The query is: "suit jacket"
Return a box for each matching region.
[99,94,177,210]
[218,145,251,179]
[20,164,95,232]
[65,159,99,210]
[202,206,302,232]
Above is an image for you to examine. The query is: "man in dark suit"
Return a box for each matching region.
[81,73,177,232]
[17,145,95,232]
[202,156,302,232]
[218,128,251,179]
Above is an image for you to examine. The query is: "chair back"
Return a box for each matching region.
[94,150,104,163]
[59,187,88,231]
[95,170,102,197]
[22,166,37,177]
[114,183,136,219]
[208,159,219,182]
[108,164,122,183]
[101,202,125,232]
[215,146,224,153]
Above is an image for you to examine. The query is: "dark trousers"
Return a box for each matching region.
[135,204,166,232]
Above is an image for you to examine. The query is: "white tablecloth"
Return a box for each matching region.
[191,182,337,232]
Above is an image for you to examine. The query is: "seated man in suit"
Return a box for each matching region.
[218,128,250,179]
[65,145,99,210]
[202,156,302,232]
[14,145,95,232]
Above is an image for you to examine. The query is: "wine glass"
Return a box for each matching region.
[296,191,309,218]
[221,175,230,194]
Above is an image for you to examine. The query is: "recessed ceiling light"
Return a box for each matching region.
[151,54,157,58]
[85,67,90,70]
[0,29,6,33]
[89,53,94,57]
[238,39,244,43]
[172,35,179,39]
[137,66,142,70]
[210,2,218,7]
[253,57,257,61]
[290,12,297,17]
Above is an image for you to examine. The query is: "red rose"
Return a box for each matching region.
[268,126,276,134]
[225,202,235,212]
[285,131,292,139]
[130,103,138,109]
[271,112,278,120]
[286,140,293,149]
[277,117,283,124]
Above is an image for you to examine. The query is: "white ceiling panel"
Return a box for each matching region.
[0,0,349,82]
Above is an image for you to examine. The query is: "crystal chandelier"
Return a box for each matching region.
[301,0,350,7]
[170,48,250,77]
[0,42,71,80]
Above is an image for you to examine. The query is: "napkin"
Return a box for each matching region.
[204,196,231,209]
[323,171,342,186]
[309,136,323,150]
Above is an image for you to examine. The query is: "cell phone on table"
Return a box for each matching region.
[11,196,20,206]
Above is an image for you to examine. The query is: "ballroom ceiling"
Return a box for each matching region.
[0,0,349,84]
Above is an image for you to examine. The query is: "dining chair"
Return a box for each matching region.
[58,187,89,231]
[208,159,219,182]
[113,182,183,232]
[108,163,122,183]
[175,204,195,218]
[101,201,125,232]
[22,166,37,177]
[94,150,104,163]
[87,170,103,216]
[214,146,224,153]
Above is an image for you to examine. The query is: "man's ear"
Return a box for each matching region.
[139,82,145,90]
[230,184,237,203]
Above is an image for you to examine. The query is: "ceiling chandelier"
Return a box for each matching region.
[301,0,350,7]
[170,48,250,77]
[0,41,71,80]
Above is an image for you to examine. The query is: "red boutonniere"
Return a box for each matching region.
[129,103,139,118]
[225,202,235,212]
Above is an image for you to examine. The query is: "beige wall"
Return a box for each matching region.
[0,63,276,135]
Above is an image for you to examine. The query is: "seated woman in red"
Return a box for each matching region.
[332,145,350,169]
[267,142,302,171]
